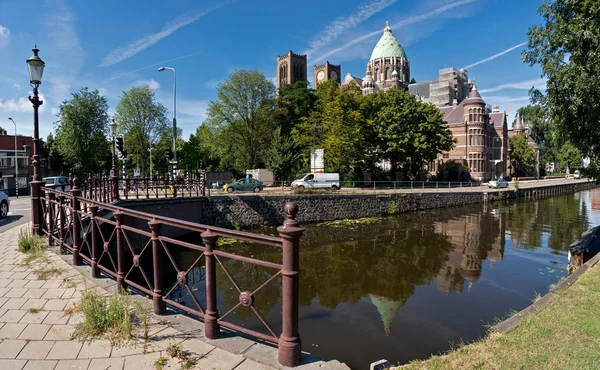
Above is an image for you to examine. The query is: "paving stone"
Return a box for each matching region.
[6,280,28,289]
[0,266,14,272]
[24,281,46,289]
[16,340,54,360]
[22,360,58,370]
[9,273,29,280]
[195,347,243,370]
[109,343,145,357]
[21,289,47,299]
[67,315,83,326]
[42,311,70,325]
[42,289,67,300]
[3,288,27,298]
[19,310,49,324]
[123,352,162,370]
[18,324,52,340]
[43,325,75,341]
[77,340,112,359]
[46,341,82,360]
[21,299,48,311]
[0,339,27,359]
[0,323,27,339]
[41,281,63,290]
[0,298,8,309]
[0,289,10,298]
[88,357,124,370]
[235,359,277,370]
[179,338,215,358]
[54,359,90,370]
[206,332,257,354]
[61,289,75,299]
[0,280,12,288]
[42,300,66,312]
[2,298,27,310]
[9,267,28,273]
[0,310,26,323]
[0,359,26,370]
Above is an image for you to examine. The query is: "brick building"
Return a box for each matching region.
[0,129,43,196]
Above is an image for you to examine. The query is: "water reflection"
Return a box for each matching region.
[165,189,598,369]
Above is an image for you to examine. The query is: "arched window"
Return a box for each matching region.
[469,108,473,122]
[376,69,381,81]
[386,67,391,80]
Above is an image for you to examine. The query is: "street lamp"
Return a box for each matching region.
[7,118,18,198]
[109,119,117,172]
[26,45,45,236]
[158,67,177,183]
[147,145,153,179]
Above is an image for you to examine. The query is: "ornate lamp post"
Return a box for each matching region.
[158,66,177,195]
[108,119,119,200]
[7,118,18,198]
[26,45,45,236]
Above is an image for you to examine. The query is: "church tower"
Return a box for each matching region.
[314,61,341,86]
[277,50,307,89]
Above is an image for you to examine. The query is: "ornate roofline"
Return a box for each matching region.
[277,50,307,61]
[314,61,341,69]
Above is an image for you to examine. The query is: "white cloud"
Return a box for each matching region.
[303,0,398,57]
[463,42,527,70]
[12,83,21,92]
[0,94,47,113]
[479,78,547,94]
[480,95,531,103]
[313,0,479,63]
[0,25,9,47]
[100,3,227,67]
[134,79,161,90]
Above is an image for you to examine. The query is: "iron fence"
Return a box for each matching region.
[38,181,304,367]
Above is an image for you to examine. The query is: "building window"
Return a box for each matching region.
[469,108,473,122]
[376,69,381,81]
[386,67,391,80]
[443,154,449,159]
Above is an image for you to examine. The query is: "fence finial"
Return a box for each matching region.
[283,202,299,227]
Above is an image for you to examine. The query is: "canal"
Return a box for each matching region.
[153,188,600,369]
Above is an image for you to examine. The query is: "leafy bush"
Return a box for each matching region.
[18,229,44,254]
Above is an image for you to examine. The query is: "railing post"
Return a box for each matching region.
[201,229,220,339]
[47,189,55,247]
[148,219,166,314]
[90,205,100,278]
[277,202,304,367]
[115,211,127,290]
[111,173,119,201]
[71,180,82,266]
[58,194,66,253]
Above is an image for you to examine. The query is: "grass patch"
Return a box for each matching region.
[154,356,168,370]
[34,266,63,280]
[400,263,600,370]
[316,217,381,230]
[132,300,152,353]
[216,237,240,247]
[27,307,44,314]
[388,201,399,215]
[18,230,64,280]
[166,343,197,369]
[72,289,133,346]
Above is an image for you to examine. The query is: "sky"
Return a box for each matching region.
[0,0,546,140]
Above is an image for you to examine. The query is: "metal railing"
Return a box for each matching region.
[38,181,304,367]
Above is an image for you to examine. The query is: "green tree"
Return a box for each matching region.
[207,70,277,172]
[114,87,170,175]
[523,0,600,159]
[276,81,316,136]
[265,127,300,181]
[54,87,111,175]
[509,134,536,177]
[45,133,66,175]
[365,89,455,177]
[556,141,581,172]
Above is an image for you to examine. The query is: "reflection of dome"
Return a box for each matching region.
[370,294,404,336]
[369,22,408,61]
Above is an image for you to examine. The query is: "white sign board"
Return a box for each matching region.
[310,149,324,173]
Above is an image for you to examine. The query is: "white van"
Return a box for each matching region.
[291,173,340,190]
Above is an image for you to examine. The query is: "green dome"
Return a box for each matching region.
[369,22,407,61]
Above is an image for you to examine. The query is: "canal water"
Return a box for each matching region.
[159,188,600,369]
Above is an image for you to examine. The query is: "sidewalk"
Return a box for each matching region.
[0,223,347,370]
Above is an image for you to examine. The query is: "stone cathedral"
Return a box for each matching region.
[275,22,541,181]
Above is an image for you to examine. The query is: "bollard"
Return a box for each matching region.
[202,229,220,339]
[148,219,166,314]
[90,205,100,278]
[71,180,82,266]
[277,202,304,367]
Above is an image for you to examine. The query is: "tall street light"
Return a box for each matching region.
[147,145,153,179]
[26,45,45,236]
[109,119,117,173]
[7,118,18,198]
[158,67,177,179]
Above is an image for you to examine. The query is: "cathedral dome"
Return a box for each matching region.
[369,22,407,61]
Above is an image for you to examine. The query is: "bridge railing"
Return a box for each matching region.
[38,181,304,367]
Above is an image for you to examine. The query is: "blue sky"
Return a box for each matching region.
[0,0,546,140]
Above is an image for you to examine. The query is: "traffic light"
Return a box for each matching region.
[116,136,124,154]
[164,147,172,160]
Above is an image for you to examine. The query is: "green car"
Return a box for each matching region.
[223,178,263,193]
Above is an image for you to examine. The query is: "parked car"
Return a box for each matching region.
[291,173,340,190]
[489,178,509,189]
[574,170,582,179]
[0,190,9,219]
[223,178,263,193]
[43,176,70,191]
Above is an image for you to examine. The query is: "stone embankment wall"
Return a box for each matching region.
[119,181,597,230]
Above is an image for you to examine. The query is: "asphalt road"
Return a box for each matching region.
[0,196,31,234]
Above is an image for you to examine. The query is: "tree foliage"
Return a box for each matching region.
[54,87,110,175]
[556,141,581,172]
[45,133,66,176]
[207,70,277,172]
[265,127,300,181]
[114,87,170,175]
[515,105,556,167]
[509,133,537,177]
[523,0,600,158]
